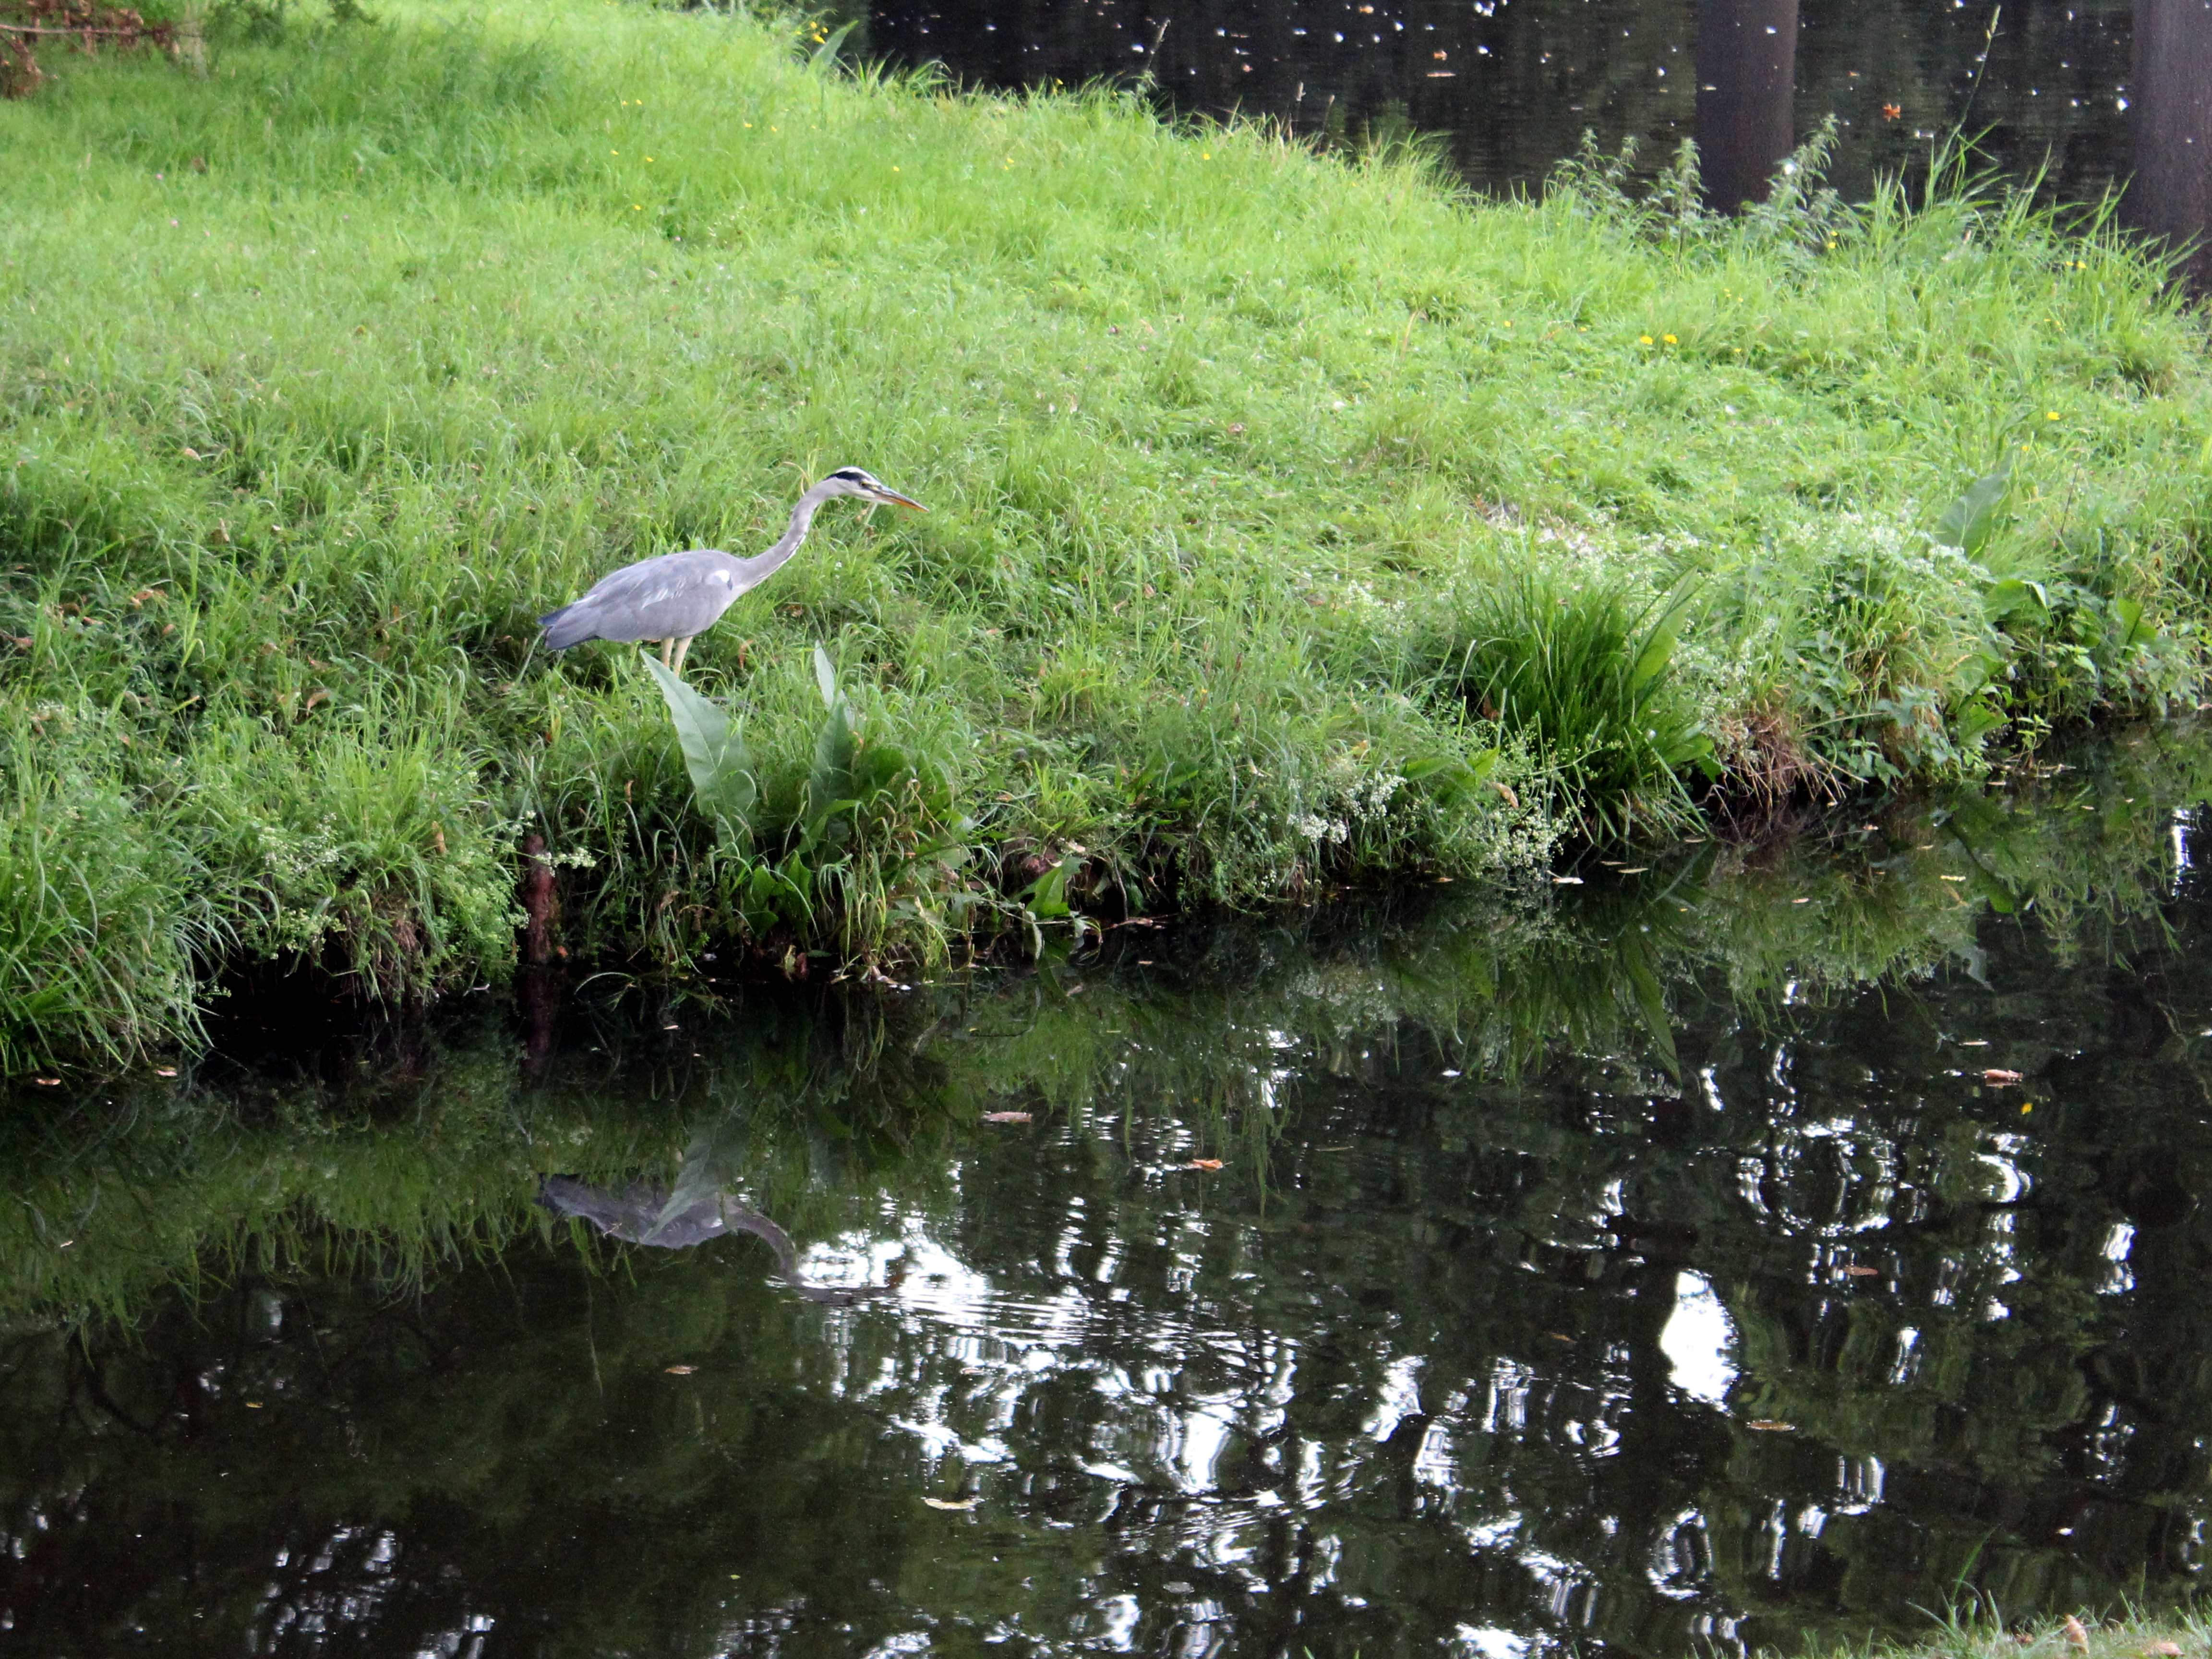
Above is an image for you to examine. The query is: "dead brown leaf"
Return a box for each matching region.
[2064,1617,2091,1652]
[981,1111,1032,1124]
[1746,1420,1796,1432]
[1185,1158,1225,1170]
[1984,1068,2026,1085]
[664,1365,697,1376]
[921,1496,980,1511]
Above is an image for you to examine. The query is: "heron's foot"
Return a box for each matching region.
[669,637,693,675]
[658,638,673,668]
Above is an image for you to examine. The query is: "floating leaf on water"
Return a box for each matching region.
[1552,875,1584,885]
[1983,1069,2025,1085]
[665,1365,697,1375]
[1746,1420,1796,1431]
[981,1111,1032,1124]
[1843,1264,1881,1277]
[922,1496,980,1511]
[155,1067,178,1078]
[1185,1158,1224,1170]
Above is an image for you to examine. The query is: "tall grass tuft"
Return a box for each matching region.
[1447,575,1710,840]
[0,770,219,1072]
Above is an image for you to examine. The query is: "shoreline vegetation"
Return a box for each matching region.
[1,0,2209,1070]
[1796,1613,2212,1659]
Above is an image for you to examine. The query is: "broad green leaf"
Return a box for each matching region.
[807,19,856,71]
[643,656,756,838]
[1024,854,1078,920]
[2109,596,2148,649]
[804,698,858,839]
[1983,576,2046,620]
[813,643,842,713]
[1935,462,2012,556]
[1624,950,1681,1081]
[1630,629,1676,691]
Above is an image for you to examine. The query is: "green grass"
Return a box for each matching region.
[1788,1610,2212,1659]
[0,0,2208,1068]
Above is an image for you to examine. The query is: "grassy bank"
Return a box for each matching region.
[2,0,2209,1068]
[1803,1613,2212,1659]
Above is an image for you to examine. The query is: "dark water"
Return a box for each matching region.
[9,733,2212,1655]
[850,0,2212,262]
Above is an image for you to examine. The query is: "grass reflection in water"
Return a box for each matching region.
[3,728,2212,1655]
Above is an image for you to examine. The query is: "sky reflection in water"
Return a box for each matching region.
[5,733,2212,1654]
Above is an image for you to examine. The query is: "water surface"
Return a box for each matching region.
[6,733,2212,1655]
[853,0,2137,204]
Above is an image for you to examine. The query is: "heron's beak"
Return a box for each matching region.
[872,487,927,511]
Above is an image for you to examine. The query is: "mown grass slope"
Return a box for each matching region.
[1,0,2208,1068]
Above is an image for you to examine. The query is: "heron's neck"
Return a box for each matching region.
[742,480,840,583]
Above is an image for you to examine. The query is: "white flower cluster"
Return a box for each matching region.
[1289,753,1407,845]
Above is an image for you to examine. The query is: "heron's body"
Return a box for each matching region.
[539,546,772,651]
[537,1175,893,1305]
[538,468,923,673]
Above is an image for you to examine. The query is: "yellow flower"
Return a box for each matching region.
[1661,333,1678,345]
[2046,410,2061,421]
[1202,152,1212,159]
[892,165,901,171]
[611,150,619,156]
[644,156,654,163]
[1638,334,1654,345]
[632,204,643,211]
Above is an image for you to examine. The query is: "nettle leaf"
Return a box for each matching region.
[1984,576,2048,620]
[644,656,757,839]
[1935,462,2012,556]
[813,642,842,713]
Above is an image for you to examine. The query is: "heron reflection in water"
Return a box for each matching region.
[538,1176,901,1307]
[538,469,926,675]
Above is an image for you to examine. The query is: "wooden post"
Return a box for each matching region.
[2132,0,2212,294]
[1696,0,1800,212]
[521,833,556,966]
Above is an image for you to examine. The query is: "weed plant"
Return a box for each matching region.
[0,0,2207,1067]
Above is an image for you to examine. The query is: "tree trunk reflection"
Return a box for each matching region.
[1696,0,1800,211]
[2131,0,2212,292]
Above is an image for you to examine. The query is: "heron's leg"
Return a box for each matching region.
[669,637,693,675]
[659,637,674,668]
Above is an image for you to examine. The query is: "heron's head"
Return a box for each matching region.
[823,467,927,511]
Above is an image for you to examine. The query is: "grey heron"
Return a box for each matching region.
[538,1175,898,1306]
[538,468,926,673]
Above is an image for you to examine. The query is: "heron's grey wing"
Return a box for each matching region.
[558,549,748,643]
[538,1176,660,1237]
[536,1177,730,1248]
